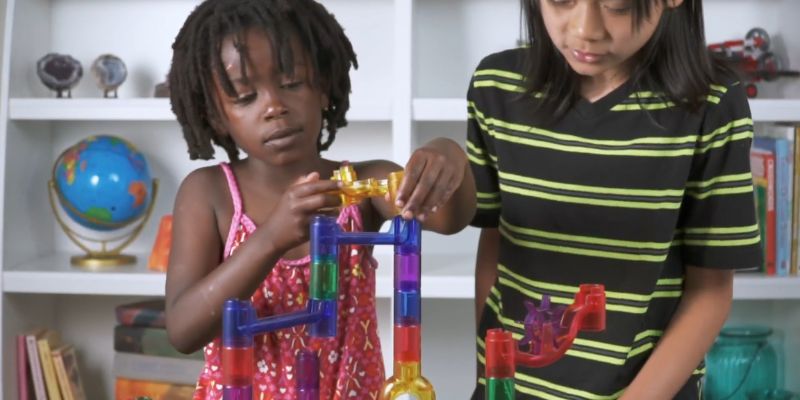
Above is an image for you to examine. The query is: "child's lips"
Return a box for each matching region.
[264,127,301,146]
[572,49,605,63]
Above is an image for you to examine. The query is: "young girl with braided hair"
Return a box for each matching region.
[165,1,476,398]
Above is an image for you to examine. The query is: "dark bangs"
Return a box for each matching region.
[520,0,733,124]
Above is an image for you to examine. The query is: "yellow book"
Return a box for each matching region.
[36,329,62,400]
[52,345,74,400]
[52,345,86,400]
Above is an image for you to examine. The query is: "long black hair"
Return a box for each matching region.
[520,0,733,122]
[169,0,358,161]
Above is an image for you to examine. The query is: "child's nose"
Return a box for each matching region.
[261,91,288,120]
[570,2,605,42]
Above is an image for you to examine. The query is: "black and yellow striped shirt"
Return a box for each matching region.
[468,49,762,400]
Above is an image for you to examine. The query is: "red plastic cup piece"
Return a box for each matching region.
[221,346,255,386]
[485,329,515,379]
[394,324,421,363]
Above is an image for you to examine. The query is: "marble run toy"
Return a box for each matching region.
[484,284,606,400]
[221,165,435,400]
[708,27,799,98]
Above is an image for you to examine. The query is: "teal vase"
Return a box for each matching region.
[705,325,779,400]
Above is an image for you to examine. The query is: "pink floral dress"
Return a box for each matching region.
[193,163,385,399]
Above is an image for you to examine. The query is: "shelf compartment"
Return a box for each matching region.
[9,98,392,122]
[412,98,800,122]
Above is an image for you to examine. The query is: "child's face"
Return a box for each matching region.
[540,0,667,85]
[213,29,328,165]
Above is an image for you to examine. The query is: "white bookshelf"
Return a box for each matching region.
[2,0,800,398]
[8,97,392,121]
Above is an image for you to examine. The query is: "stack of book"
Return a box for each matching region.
[750,122,800,276]
[17,328,86,400]
[113,298,201,399]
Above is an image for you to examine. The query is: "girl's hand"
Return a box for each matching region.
[263,172,342,252]
[393,138,468,221]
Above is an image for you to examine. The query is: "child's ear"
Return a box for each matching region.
[321,93,330,113]
[208,116,228,137]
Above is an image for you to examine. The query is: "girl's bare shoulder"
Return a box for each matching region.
[175,165,230,212]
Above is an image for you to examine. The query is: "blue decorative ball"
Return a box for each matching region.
[53,135,153,231]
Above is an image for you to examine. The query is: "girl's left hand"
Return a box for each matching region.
[392,137,468,221]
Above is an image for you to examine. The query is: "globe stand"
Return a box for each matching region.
[47,179,159,269]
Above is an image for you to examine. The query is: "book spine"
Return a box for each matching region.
[114,325,204,360]
[25,335,47,400]
[113,352,205,385]
[766,154,777,275]
[115,307,166,329]
[794,126,800,275]
[17,335,30,400]
[51,351,75,400]
[115,377,195,399]
[774,138,791,276]
[37,338,63,400]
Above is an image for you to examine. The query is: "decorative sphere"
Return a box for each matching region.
[37,53,83,94]
[53,135,153,231]
[91,54,128,96]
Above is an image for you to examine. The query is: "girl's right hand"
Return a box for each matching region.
[263,172,342,253]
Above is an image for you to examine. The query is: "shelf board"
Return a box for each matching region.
[4,252,798,299]
[8,97,392,122]
[2,253,165,296]
[2,252,476,298]
[732,274,800,300]
[412,98,800,122]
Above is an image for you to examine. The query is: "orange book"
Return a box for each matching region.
[148,215,173,272]
[115,377,195,400]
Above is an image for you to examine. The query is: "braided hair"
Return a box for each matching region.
[168,0,358,161]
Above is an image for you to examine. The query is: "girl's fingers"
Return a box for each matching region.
[419,168,454,216]
[293,179,341,197]
[402,162,443,218]
[397,156,428,208]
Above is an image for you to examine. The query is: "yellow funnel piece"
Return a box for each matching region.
[381,362,436,400]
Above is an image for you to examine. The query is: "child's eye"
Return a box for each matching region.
[604,6,631,15]
[602,0,632,14]
[233,93,256,105]
[548,0,574,6]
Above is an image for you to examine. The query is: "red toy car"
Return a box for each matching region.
[708,28,799,98]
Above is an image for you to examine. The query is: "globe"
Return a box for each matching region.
[53,135,153,231]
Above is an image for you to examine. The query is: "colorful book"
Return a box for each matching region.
[36,329,63,400]
[115,377,195,400]
[17,334,32,400]
[114,325,203,360]
[24,329,48,400]
[751,147,776,274]
[116,298,166,328]
[51,345,87,400]
[113,352,204,385]
[781,125,800,275]
[148,214,173,272]
[755,134,794,276]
